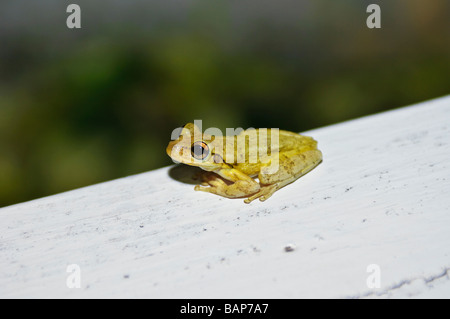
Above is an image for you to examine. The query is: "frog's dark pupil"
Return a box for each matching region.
[191,143,208,159]
[193,145,203,156]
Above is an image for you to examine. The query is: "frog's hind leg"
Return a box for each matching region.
[245,150,322,203]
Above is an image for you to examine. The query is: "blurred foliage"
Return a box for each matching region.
[0,0,449,207]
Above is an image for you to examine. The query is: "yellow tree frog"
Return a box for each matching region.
[166,123,322,203]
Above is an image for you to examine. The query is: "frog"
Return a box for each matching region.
[166,123,322,204]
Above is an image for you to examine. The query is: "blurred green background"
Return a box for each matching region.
[0,0,449,207]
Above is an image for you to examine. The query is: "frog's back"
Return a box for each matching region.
[246,128,317,153]
[278,129,318,152]
[232,129,318,176]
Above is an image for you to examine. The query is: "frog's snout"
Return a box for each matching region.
[167,141,187,159]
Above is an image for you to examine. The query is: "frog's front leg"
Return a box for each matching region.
[194,168,260,199]
[195,171,227,187]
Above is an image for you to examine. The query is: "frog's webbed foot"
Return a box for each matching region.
[244,184,279,204]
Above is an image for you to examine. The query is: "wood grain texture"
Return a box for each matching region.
[1,95,450,298]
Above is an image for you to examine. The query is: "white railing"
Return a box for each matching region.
[1,95,449,298]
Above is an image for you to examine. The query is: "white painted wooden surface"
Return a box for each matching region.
[1,95,450,299]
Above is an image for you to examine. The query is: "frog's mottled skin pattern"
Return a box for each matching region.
[167,123,322,203]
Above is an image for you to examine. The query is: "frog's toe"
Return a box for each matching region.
[244,197,255,204]
[244,193,265,204]
[244,185,278,203]
[194,185,208,192]
[244,191,264,203]
[258,192,273,202]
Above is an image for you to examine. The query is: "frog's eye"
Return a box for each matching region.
[191,141,209,160]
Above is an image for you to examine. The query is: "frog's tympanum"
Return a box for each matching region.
[167,123,322,203]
